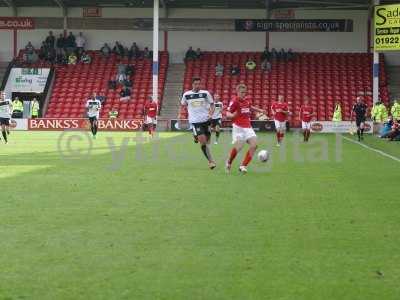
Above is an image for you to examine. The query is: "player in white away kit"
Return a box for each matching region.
[86,96,102,139]
[181,77,216,169]
[210,94,223,145]
[0,92,12,144]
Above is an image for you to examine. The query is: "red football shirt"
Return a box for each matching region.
[145,102,158,118]
[300,105,314,122]
[229,95,252,128]
[271,102,288,122]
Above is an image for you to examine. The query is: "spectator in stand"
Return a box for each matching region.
[81,51,92,64]
[245,58,256,71]
[56,33,65,56]
[116,63,127,83]
[109,107,119,119]
[124,78,133,88]
[185,47,197,61]
[113,41,125,58]
[24,42,38,64]
[45,31,55,49]
[215,62,224,76]
[75,32,86,57]
[116,74,127,85]
[128,42,140,60]
[126,64,135,76]
[261,58,272,73]
[25,42,35,54]
[46,47,56,64]
[271,48,278,60]
[68,52,77,65]
[65,32,76,54]
[120,86,131,101]
[143,47,152,59]
[261,47,271,61]
[100,43,111,58]
[57,51,68,65]
[108,79,117,90]
[195,48,202,59]
[117,63,127,75]
[279,48,287,61]
[231,64,240,76]
[287,48,295,60]
[39,42,47,60]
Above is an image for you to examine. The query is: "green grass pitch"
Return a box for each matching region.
[0,131,399,300]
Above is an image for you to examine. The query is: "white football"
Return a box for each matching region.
[258,150,269,162]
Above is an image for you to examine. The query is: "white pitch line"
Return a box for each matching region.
[342,135,400,163]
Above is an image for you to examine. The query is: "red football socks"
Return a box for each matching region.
[228,148,238,164]
[241,150,254,167]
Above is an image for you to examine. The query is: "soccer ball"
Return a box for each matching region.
[258,150,269,162]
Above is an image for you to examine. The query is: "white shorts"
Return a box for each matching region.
[232,124,257,143]
[145,116,157,125]
[302,121,311,130]
[274,120,286,131]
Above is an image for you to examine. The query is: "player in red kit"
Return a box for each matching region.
[300,97,315,142]
[144,96,158,137]
[226,84,266,174]
[271,95,290,146]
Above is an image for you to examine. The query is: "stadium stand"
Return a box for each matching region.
[179,52,389,126]
[15,50,168,119]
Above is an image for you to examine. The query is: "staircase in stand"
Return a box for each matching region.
[160,63,185,119]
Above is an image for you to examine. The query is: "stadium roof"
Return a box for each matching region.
[0,0,398,10]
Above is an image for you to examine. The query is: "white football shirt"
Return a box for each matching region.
[181,89,214,124]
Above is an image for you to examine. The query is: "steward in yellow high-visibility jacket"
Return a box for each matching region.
[31,98,40,118]
[371,103,379,122]
[332,102,342,122]
[391,100,400,120]
[377,103,388,123]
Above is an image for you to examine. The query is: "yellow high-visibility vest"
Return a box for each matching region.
[12,100,23,112]
[332,104,342,121]
[391,102,400,120]
[31,101,40,116]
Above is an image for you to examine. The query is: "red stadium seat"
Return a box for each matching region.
[38,51,169,119]
[181,52,389,122]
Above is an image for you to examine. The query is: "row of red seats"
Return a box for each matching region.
[45,52,169,119]
[180,52,390,124]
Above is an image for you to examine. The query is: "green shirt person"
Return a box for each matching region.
[31,98,40,118]
[332,102,342,122]
[245,59,256,71]
[109,109,118,119]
